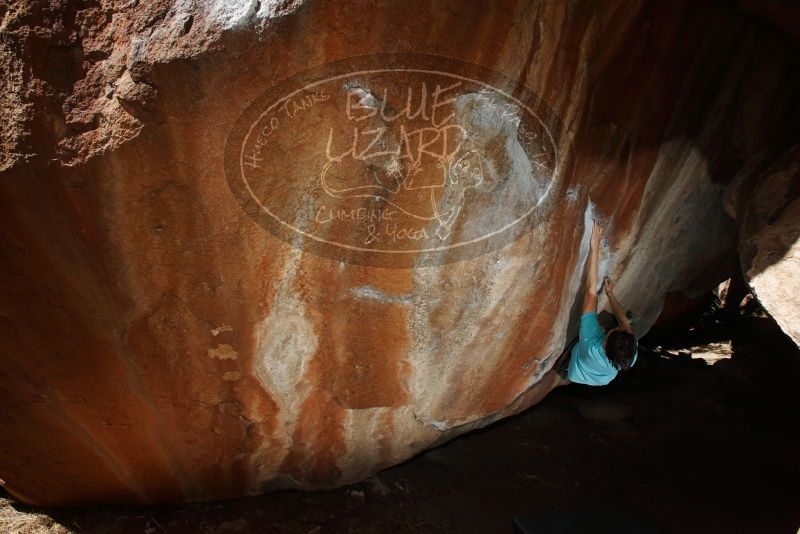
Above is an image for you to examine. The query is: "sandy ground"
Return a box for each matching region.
[2,313,799,534]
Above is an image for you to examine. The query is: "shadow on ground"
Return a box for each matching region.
[3,312,799,534]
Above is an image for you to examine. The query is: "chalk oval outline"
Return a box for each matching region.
[225,53,569,265]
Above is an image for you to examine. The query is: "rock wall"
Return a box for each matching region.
[0,0,798,506]
[734,145,800,345]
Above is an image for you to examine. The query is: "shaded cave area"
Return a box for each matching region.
[3,295,798,533]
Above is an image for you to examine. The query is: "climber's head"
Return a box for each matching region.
[604,328,637,370]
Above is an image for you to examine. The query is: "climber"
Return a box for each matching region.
[554,220,638,386]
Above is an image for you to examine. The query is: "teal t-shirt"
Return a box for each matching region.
[567,312,637,386]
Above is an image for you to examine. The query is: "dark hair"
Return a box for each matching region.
[605,330,637,370]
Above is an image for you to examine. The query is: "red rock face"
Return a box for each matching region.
[0,0,798,506]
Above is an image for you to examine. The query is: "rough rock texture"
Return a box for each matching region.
[0,0,798,506]
[735,145,800,345]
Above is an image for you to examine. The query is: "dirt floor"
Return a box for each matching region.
[3,311,800,534]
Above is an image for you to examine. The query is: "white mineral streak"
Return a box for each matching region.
[405,93,563,431]
[207,0,301,29]
[249,235,318,489]
[208,0,260,29]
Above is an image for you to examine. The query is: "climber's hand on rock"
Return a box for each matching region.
[591,221,603,250]
[604,277,614,295]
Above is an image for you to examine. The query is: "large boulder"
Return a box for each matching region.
[0,0,797,506]
[735,145,800,345]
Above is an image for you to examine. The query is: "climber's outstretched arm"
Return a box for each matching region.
[582,221,602,314]
[604,278,633,333]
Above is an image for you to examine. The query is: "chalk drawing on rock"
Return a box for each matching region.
[225,54,570,267]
